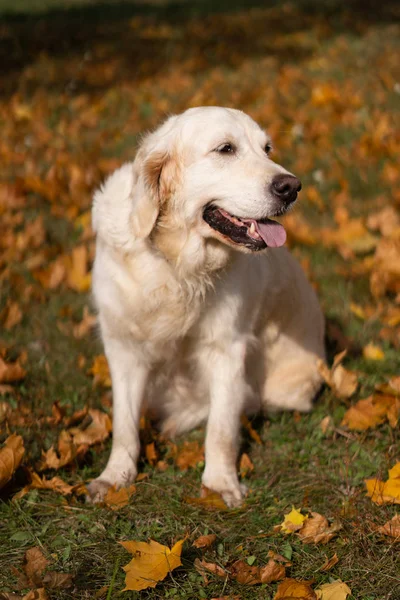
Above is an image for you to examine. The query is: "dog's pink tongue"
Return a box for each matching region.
[255,219,287,247]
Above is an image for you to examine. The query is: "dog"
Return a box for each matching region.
[87,106,325,507]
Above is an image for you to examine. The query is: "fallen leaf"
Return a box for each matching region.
[315,580,351,600]
[317,351,358,398]
[239,452,254,478]
[241,415,262,444]
[194,558,226,581]
[41,572,73,589]
[69,409,112,446]
[365,462,400,504]
[39,430,76,470]
[120,538,185,591]
[320,553,339,571]
[72,306,97,339]
[145,442,158,466]
[14,470,73,499]
[175,441,204,470]
[376,514,400,539]
[320,416,333,434]
[22,591,49,600]
[185,487,228,511]
[192,534,217,549]
[0,433,25,489]
[280,507,307,533]
[363,343,385,361]
[66,245,91,292]
[88,355,111,387]
[24,547,49,585]
[297,512,341,544]
[103,484,136,510]
[341,395,399,430]
[259,559,286,584]
[0,356,26,384]
[274,578,316,599]
[1,301,22,330]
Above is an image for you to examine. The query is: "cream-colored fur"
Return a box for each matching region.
[88,107,325,507]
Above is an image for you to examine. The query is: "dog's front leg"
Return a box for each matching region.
[201,340,248,508]
[86,339,148,503]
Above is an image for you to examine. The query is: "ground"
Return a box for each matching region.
[0,1,399,598]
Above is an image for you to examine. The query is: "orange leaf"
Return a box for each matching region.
[120,538,185,591]
[66,245,91,292]
[194,558,226,580]
[0,356,26,384]
[72,306,97,339]
[88,355,111,387]
[69,409,112,446]
[320,553,339,571]
[103,484,136,510]
[342,395,399,431]
[0,433,25,489]
[241,415,262,444]
[14,470,73,499]
[317,351,358,399]
[274,578,316,599]
[2,301,22,330]
[175,441,204,471]
[239,452,254,478]
[192,534,217,549]
[315,580,351,600]
[185,487,228,511]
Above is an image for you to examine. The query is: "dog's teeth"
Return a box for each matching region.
[249,222,256,235]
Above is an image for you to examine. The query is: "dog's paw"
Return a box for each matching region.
[202,471,246,508]
[86,478,113,504]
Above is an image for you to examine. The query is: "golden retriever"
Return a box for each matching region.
[87,107,325,507]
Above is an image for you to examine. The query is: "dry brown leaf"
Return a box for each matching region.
[0,433,25,489]
[317,351,358,399]
[0,356,26,384]
[15,470,73,499]
[39,431,76,470]
[192,534,217,549]
[341,395,399,431]
[69,408,112,446]
[274,578,316,599]
[103,484,136,510]
[73,306,97,339]
[120,538,185,591]
[194,558,226,580]
[259,559,286,584]
[24,547,49,585]
[365,462,400,505]
[320,416,333,435]
[66,245,91,292]
[88,355,111,387]
[41,572,73,589]
[185,487,228,511]
[229,559,261,585]
[298,512,341,544]
[175,441,204,471]
[315,580,351,600]
[376,514,400,539]
[320,553,339,571]
[239,453,254,478]
[34,257,66,290]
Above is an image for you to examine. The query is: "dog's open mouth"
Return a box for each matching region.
[203,205,286,251]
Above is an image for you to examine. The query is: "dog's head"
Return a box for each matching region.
[93,107,301,259]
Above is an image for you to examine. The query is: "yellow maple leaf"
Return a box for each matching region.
[341,395,398,431]
[365,462,400,505]
[120,538,185,591]
[315,580,352,600]
[280,507,307,533]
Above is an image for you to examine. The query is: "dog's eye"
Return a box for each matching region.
[264,143,272,155]
[215,143,235,154]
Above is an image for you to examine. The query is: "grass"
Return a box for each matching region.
[0,0,400,598]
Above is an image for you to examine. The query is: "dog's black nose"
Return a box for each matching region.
[270,174,302,205]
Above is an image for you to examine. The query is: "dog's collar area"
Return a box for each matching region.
[203,205,286,250]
